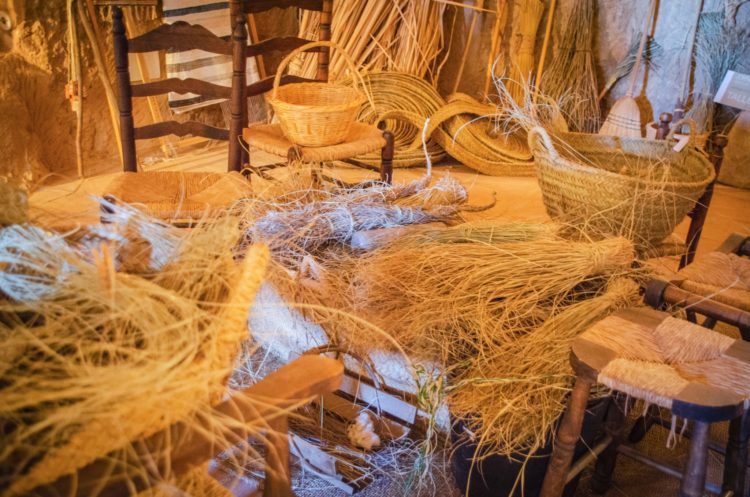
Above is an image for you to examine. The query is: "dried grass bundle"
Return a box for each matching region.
[507,0,545,104]
[686,10,750,133]
[269,222,640,456]
[0,205,269,496]
[540,0,600,132]
[294,1,447,84]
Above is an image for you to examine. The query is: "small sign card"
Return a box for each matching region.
[714,70,750,111]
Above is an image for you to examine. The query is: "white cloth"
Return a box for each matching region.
[163,0,260,113]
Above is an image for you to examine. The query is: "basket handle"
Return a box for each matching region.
[527,126,559,160]
[272,40,367,100]
[665,118,697,149]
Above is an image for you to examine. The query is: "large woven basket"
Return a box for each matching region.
[528,123,715,246]
[268,41,367,147]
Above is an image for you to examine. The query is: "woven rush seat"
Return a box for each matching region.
[104,171,252,222]
[243,122,386,162]
[573,307,750,415]
[541,306,750,497]
[676,251,750,313]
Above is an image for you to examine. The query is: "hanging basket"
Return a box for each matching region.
[268,41,367,147]
[528,121,715,246]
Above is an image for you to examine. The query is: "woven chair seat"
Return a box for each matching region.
[243,122,386,162]
[676,251,750,312]
[104,171,252,222]
[573,307,750,421]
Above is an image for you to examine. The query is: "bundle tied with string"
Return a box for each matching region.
[269,218,641,457]
[539,0,599,132]
[0,204,269,496]
[529,122,715,247]
[507,0,545,104]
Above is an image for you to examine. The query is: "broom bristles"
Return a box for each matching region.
[599,96,643,137]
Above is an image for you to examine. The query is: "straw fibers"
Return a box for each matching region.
[294,1,448,84]
[346,72,534,175]
[0,202,270,496]
[677,251,750,312]
[264,206,642,458]
[507,0,545,104]
[686,9,750,134]
[539,0,600,132]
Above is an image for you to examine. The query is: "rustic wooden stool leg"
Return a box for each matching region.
[628,405,659,444]
[723,410,750,497]
[591,394,627,493]
[540,376,594,497]
[263,414,294,497]
[380,131,394,184]
[681,420,711,497]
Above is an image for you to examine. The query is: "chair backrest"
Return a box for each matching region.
[227,0,333,171]
[112,6,246,173]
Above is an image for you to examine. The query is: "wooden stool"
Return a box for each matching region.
[540,307,750,497]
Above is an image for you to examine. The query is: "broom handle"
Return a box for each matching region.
[482,0,507,100]
[626,0,657,98]
[533,0,556,104]
[676,0,704,114]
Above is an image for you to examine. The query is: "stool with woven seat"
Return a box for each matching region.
[540,307,750,497]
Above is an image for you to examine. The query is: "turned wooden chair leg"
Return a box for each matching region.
[540,375,594,497]
[591,394,627,494]
[681,420,711,497]
[723,410,750,497]
[380,130,394,184]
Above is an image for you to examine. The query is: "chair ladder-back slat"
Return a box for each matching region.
[132,78,233,99]
[128,22,233,55]
[134,121,230,141]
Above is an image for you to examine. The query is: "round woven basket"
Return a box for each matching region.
[268,41,367,147]
[528,122,715,246]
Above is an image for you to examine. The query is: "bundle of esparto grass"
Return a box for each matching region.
[507,0,545,104]
[294,1,447,84]
[539,0,600,132]
[686,9,750,134]
[268,220,641,458]
[0,204,269,496]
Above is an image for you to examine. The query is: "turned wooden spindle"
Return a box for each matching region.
[112,7,137,173]
[655,112,672,140]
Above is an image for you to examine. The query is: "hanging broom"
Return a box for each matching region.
[599,0,657,137]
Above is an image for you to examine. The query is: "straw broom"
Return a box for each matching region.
[599,0,658,137]
[507,0,545,104]
[532,0,555,105]
[540,0,599,132]
[483,0,509,100]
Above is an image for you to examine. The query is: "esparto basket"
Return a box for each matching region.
[268,41,367,147]
[528,121,715,246]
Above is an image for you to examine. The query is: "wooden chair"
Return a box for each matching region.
[651,112,730,269]
[229,0,395,184]
[540,307,750,497]
[25,355,344,497]
[106,6,252,225]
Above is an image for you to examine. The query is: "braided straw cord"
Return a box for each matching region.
[105,171,252,222]
[9,245,270,496]
[348,72,534,175]
[528,126,715,245]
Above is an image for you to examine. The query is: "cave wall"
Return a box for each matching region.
[1,0,747,187]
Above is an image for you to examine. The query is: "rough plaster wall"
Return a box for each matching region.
[438,0,748,187]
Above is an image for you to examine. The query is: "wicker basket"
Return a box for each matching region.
[268,41,367,147]
[528,122,715,246]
